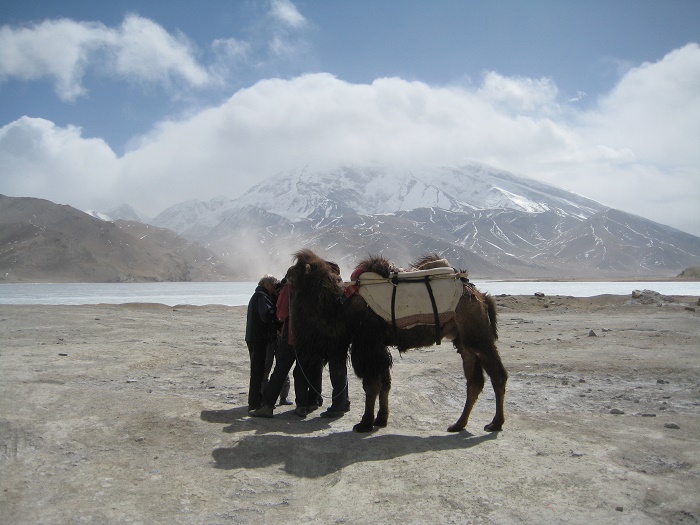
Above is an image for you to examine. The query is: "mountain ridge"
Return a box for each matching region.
[4,162,699,282]
[0,195,240,283]
[138,163,699,279]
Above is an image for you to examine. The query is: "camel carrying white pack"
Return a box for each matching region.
[353,267,465,334]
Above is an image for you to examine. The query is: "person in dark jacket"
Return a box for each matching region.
[250,274,299,418]
[261,279,292,406]
[245,275,279,410]
[250,271,324,418]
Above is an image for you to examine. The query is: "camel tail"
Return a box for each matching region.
[485,294,498,340]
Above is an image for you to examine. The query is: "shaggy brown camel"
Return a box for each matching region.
[288,248,508,433]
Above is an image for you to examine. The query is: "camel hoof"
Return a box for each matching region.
[447,423,464,433]
[353,422,374,433]
[484,422,503,432]
[373,416,388,427]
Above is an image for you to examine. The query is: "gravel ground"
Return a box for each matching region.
[1,293,698,524]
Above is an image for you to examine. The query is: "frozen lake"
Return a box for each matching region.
[1,280,698,306]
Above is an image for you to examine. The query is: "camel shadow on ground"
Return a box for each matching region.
[203,406,499,478]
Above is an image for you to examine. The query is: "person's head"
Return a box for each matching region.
[258,275,278,295]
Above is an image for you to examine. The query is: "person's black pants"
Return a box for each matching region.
[262,339,296,407]
[328,356,350,411]
[246,341,268,409]
[262,336,290,402]
[294,351,323,408]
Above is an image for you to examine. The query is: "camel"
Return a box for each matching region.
[288,248,508,433]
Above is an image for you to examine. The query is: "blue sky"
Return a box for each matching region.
[1,0,699,236]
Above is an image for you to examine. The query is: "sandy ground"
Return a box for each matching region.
[1,293,699,524]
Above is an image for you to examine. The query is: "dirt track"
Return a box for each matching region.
[1,293,698,524]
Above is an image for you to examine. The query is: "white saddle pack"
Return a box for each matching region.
[354,267,465,331]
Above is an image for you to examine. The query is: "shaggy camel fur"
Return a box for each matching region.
[288,249,508,433]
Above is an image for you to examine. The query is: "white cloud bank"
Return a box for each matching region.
[0,43,699,236]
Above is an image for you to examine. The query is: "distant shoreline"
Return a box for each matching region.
[489,276,700,283]
[1,294,698,309]
[1,276,699,285]
[1,280,698,307]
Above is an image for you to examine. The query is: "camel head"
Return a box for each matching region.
[290,249,326,281]
[288,249,347,341]
[289,249,344,299]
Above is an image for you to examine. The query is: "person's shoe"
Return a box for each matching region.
[277,398,293,406]
[247,404,261,412]
[249,405,273,418]
[320,408,345,418]
[293,406,308,418]
[305,403,320,414]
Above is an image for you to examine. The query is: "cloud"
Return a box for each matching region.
[212,37,250,61]
[582,43,700,167]
[0,19,99,100]
[0,117,119,210]
[102,15,210,88]
[0,15,211,101]
[477,72,561,115]
[545,43,700,235]
[263,0,311,60]
[269,0,308,28]
[568,91,587,103]
[0,45,698,235]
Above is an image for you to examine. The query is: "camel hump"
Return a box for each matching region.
[415,258,450,270]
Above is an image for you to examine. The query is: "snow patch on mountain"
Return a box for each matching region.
[106,204,151,223]
[85,210,112,221]
[225,163,604,222]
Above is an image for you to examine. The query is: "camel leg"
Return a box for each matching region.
[478,347,508,432]
[373,369,391,427]
[448,346,485,432]
[354,375,380,432]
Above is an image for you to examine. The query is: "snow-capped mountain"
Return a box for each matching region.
[106,204,151,224]
[151,196,236,242]
[227,164,605,220]
[85,209,112,221]
[131,163,700,279]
